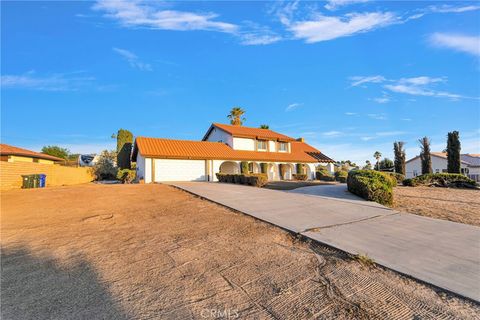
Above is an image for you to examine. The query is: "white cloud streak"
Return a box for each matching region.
[324,0,370,11]
[93,0,238,33]
[285,102,303,111]
[428,5,480,13]
[429,33,480,57]
[1,72,95,91]
[350,75,475,100]
[287,11,398,43]
[113,47,152,71]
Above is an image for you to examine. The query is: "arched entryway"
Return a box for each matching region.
[248,162,261,174]
[219,161,240,174]
[268,163,279,181]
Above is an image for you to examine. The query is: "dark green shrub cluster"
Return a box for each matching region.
[402,173,476,188]
[260,163,268,174]
[292,174,307,181]
[335,170,348,183]
[216,173,268,187]
[117,169,136,183]
[240,161,249,174]
[316,171,335,181]
[347,170,394,206]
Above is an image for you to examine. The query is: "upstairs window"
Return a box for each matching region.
[278,142,288,152]
[257,140,267,150]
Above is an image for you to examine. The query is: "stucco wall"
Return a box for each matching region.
[136,153,145,180]
[204,127,233,147]
[0,161,93,190]
[406,156,469,178]
[232,137,255,151]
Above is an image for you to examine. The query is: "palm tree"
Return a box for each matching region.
[259,124,269,129]
[373,151,382,170]
[227,107,246,126]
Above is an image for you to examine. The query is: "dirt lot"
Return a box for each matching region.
[1,184,479,319]
[394,186,480,226]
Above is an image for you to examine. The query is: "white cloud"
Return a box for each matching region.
[288,12,398,43]
[93,0,238,33]
[285,102,303,111]
[113,47,152,71]
[1,71,95,91]
[401,118,412,121]
[344,112,357,116]
[350,75,475,100]
[428,5,480,13]
[349,75,385,87]
[429,33,480,57]
[376,131,406,137]
[239,32,282,45]
[361,136,374,141]
[322,130,344,137]
[367,113,387,120]
[324,0,370,11]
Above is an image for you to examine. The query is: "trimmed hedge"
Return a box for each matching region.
[335,170,348,183]
[347,170,394,206]
[292,174,307,181]
[402,173,476,188]
[316,171,335,181]
[216,173,268,187]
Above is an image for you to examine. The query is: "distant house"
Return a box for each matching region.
[0,144,64,164]
[132,123,335,183]
[405,152,480,182]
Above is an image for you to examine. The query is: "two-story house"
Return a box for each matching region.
[132,123,335,183]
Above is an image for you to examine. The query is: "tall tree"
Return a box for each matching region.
[379,158,394,171]
[227,107,246,126]
[363,160,372,170]
[447,131,461,173]
[116,129,133,169]
[373,151,382,170]
[393,141,406,175]
[419,136,432,174]
[259,124,269,129]
[41,146,70,160]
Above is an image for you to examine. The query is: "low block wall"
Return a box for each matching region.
[0,161,94,190]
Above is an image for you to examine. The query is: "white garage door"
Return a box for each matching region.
[154,159,206,182]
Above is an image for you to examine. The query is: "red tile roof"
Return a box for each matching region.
[206,123,296,142]
[133,137,334,163]
[0,144,65,162]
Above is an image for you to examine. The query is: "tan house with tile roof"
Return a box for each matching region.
[132,123,335,183]
[0,144,64,164]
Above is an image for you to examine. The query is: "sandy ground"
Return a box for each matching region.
[394,186,480,226]
[1,184,479,319]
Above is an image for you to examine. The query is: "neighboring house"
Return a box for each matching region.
[78,154,100,167]
[132,123,335,183]
[405,152,480,182]
[0,144,64,164]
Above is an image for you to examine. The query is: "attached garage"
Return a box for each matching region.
[153,159,206,182]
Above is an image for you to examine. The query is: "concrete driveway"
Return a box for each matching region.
[170,182,480,302]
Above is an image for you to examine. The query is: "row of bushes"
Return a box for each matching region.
[292,174,307,181]
[403,173,476,188]
[347,170,394,206]
[216,173,268,187]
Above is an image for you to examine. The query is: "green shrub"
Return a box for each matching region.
[260,163,268,174]
[216,173,268,187]
[404,173,476,188]
[91,150,117,180]
[335,170,348,183]
[347,170,394,206]
[117,169,136,183]
[386,172,405,186]
[316,171,335,181]
[240,161,249,174]
[292,174,307,181]
[296,163,304,174]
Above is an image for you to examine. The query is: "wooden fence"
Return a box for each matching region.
[0,161,94,190]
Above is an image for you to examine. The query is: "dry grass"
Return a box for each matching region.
[394,186,480,226]
[1,184,478,319]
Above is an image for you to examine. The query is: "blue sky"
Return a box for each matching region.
[2,0,479,164]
